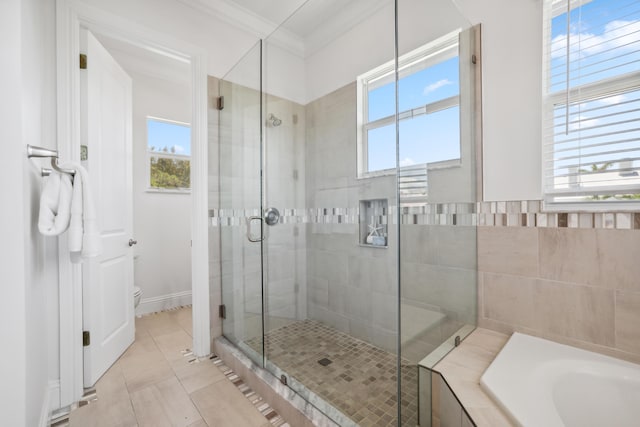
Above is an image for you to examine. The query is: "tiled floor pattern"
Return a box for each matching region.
[66,307,288,427]
[247,320,419,426]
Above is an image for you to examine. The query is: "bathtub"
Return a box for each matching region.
[480,332,640,427]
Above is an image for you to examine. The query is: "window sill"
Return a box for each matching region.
[357,169,396,180]
[146,188,191,195]
[357,158,461,180]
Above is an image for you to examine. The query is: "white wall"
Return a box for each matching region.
[0,2,28,424]
[0,0,58,425]
[304,0,469,103]
[303,0,543,201]
[263,37,307,105]
[456,0,543,201]
[303,2,396,104]
[130,70,193,314]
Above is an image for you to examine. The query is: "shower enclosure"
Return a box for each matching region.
[215,0,480,425]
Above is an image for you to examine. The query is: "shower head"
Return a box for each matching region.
[268,113,282,127]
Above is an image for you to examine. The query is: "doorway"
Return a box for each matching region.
[56,0,210,409]
[81,31,193,385]
[95,34,194,319]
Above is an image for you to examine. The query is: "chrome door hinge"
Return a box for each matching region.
[219,304,226,319]
[80,54,87,69]
[83,331,91,347]
[217,96,225,110]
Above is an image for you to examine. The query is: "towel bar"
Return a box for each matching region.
[27,145,76,177]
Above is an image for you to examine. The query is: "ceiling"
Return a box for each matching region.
[181,0,391,57]
[228,0,350,39]
[225,0,303,26]
[91,0,373,86]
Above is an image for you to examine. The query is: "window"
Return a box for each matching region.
[543,0,640,206]
[147,117,191,191]
[357,31,462,190]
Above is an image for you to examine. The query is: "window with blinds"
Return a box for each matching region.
[543,0,640,206]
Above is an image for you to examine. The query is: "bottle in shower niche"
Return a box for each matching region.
[359,199,388,247]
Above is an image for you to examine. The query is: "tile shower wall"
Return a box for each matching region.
[478,211,640,364]
[305,82,399,353]
[212,77,307,342]
[304,82,477,358]
[263,93,308,325]
[216,78,263,342]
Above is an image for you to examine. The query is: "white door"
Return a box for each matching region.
[81,29,134,387]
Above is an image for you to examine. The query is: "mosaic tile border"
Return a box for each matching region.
[209,207,361,226]
[209,353,290,427]
[476,201,640,230]
[209,201,640,230]
[49,388,98,426]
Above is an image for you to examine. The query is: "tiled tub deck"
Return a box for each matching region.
[430,328,513,427]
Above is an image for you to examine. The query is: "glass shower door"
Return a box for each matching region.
[396,1,479,426]
[217,1,480,426]
[218,41,265,366]
[260,1,401,425]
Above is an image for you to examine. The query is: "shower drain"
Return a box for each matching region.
[318,357,332,366]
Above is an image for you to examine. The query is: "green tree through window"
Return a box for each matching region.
[147,118,191,190]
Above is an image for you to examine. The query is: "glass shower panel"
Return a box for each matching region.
[218,41,265,366]
[262,1,400,425]
[397,0,478,426]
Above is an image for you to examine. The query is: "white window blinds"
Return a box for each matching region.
[543,0,640,204]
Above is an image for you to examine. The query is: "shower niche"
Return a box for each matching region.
[359,199,388,247]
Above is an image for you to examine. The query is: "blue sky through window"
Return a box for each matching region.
[550,0,640,91]
[147,119,191,155]
[399,57,459,111]
[367,54,461,172]
[548,0,640,196]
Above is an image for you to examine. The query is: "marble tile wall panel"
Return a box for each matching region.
[479,224,640,362]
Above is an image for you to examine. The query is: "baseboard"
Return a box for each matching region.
[135,290,192,316]
[48,380,61,413]
[39,380,58,427]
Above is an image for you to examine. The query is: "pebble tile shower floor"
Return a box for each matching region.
[247,320,419,426]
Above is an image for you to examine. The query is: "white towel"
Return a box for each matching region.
[38,172,73,236]
[64,162,101,262]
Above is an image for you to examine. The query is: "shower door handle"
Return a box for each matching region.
[246,216,264,243]
[264,207,280,226]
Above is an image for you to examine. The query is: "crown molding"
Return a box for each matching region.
[176,0,305,57]
[304,0,390,57]
[176,0,393,60]
[176,0,273,36]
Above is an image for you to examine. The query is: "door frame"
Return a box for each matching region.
[56,0,210,408]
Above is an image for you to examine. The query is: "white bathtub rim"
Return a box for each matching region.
[480,332,640,427]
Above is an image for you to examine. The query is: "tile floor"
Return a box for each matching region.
[68,307,288,427]
[246,320,419,426]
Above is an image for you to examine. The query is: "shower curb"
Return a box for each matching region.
[213,336,341,427]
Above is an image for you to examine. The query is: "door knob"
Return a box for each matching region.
[264,207,280,226]
[128,239,138,247]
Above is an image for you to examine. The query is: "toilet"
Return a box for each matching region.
[134,286,142,308]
